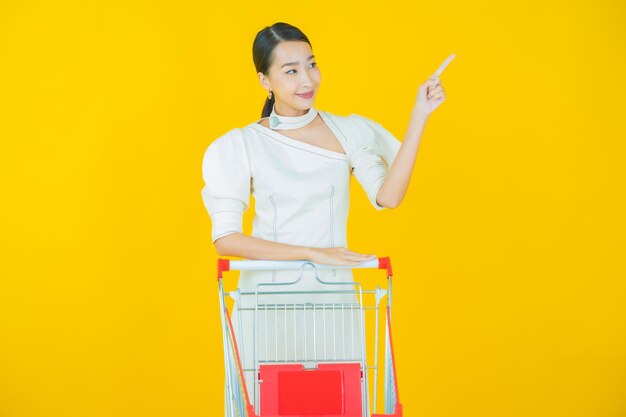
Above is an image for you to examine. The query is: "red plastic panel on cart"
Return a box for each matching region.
[279,370,342,414]
[259,363,362,416]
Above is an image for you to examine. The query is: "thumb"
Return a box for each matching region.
[427,76,440,88]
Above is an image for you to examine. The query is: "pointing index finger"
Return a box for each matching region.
[431,53,456,79]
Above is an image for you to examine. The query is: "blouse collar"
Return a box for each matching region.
[247,109,349,161]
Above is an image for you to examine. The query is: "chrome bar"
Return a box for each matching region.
[226,289,379,296]
[313,304,317,363]
[234,305,378,312]
[283,304,287,362]
[243,364,379,371]
[341,303,345,360]
[323,304,327,361]
[264,306,268,362]
[229,258,379,271]
[304,303,308,361]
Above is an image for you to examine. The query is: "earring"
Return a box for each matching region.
[268,90,273,100]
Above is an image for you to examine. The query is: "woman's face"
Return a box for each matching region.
[260,41,321,115]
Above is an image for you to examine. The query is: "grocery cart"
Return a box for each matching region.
[216,257,403,417]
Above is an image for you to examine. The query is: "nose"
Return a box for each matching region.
[299,70,313,88]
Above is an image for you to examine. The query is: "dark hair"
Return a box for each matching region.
[252,22,312,118]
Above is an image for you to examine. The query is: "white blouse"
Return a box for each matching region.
[201,109,401,248]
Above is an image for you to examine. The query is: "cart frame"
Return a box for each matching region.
[216,257,403,417]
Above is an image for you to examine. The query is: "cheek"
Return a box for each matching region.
[312,70,322,84]
[277,77,299,91]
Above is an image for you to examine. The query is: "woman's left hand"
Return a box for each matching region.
[413,53,455,120]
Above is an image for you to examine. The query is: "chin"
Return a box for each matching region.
[294,102,315,110]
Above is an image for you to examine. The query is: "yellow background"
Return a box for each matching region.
[1,1,625,416]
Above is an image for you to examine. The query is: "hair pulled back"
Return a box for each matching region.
[252,22,312,118]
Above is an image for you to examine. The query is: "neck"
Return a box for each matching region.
[268,103,317,130]
[273,102,307,117]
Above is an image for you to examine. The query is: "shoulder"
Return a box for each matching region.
[335,112,402,164]
[203,127,248,164]
[346,113,386,133]
[322,110,382,133]
[318,110,367,137]
[205,127,245,151]
[209,127,244,147]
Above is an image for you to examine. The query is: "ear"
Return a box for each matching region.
[258,72,270,90]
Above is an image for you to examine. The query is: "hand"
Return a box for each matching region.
[413,53,455,120]
[306,246,377,266]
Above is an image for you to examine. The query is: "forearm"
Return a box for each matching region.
[214,232,312,260]
[376,112,428,208]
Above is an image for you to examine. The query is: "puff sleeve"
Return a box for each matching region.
[347,114,402,210]
[201,127,251,245]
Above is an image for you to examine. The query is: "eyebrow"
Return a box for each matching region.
[281,55,315,69]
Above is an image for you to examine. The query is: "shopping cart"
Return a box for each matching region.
[216,257,403,417]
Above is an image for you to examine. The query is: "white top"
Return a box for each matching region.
[201,109,402,249]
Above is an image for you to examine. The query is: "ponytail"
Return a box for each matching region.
[261,92,275,118]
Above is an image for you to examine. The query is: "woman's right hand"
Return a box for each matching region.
[305,246,377,266]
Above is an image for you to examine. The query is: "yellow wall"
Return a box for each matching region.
[1,1,625,416]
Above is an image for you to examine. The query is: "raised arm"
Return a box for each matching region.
[376,53,455,208]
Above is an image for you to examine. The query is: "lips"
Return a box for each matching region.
[296,90,314,98]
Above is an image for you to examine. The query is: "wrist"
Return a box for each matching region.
[301,246,316,260]
[412,111,429,124]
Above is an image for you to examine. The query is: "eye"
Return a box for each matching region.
[286,62,317,74]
